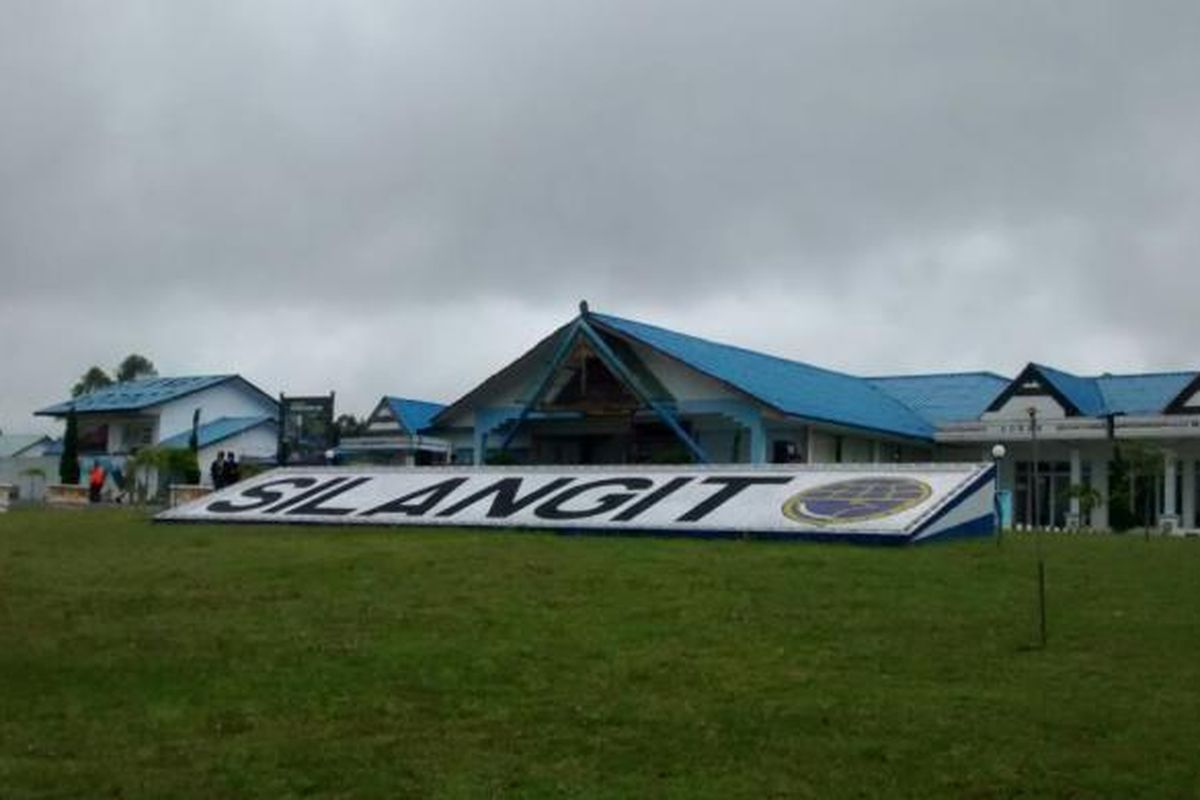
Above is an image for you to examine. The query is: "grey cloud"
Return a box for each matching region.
[2,0,1198,432]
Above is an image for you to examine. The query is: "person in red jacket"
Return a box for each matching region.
[88,462,106,503]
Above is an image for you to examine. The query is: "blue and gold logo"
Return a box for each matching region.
[782,477,932,525]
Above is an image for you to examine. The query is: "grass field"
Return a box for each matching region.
[1,509,1198,799]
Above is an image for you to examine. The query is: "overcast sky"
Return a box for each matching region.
[2,0,1198,435]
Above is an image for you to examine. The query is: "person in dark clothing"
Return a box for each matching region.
[210,451,225,489]
[221,452,240,487]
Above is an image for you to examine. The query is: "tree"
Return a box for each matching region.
[335,414,367,438]
[72,366,114,397]
[1109,443,1164,536]
[59,405,80,485]
[116,354,157,383]
[1066,484,1103,529]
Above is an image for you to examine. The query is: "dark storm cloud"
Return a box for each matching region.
[2,0,1198,431]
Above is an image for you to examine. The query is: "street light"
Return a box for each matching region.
[1026,406,1046,648]
[991,443,1006,546]
[1026,407,1039,530]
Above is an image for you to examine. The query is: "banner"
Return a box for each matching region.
[158,463,996,544]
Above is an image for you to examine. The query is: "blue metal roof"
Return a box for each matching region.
[37,376,241,416]
[1097,372,1197,415]
[993,364,1198,417]
[590,313,936,440]
[159,416,275,450]
[867,372,1011,425]
[1032,364,1107,416]
[384,397,446,434]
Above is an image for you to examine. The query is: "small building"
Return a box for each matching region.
[158,416,278,486]
[0,434,58,501]
[0,434,55,460]
[35,375,279,482]
[428,303,1200,532]
[337,396,449,465]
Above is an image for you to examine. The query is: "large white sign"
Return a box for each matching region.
[158,463,996,543]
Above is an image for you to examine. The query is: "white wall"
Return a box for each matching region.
[154,381,277,443]
[623,341,741,402]
[197,425,278,486]
[841,436,874,463]
[0,456,58,500]
[983,393,1067,421]
[809,431,837,463]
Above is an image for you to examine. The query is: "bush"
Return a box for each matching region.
[485,449,520,466]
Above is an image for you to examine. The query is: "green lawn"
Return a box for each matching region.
[1,509,1198,799]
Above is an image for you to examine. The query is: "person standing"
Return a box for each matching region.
[222,452,240,487]
[210,451,225,489]
[88,461,106,503]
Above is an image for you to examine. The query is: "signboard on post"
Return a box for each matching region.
[278,393,336,466]
[158,463,996,544]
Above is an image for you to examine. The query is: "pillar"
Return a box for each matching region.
[1091,456,1109,531]
[748,417,767,464]
[1183,458,1196,530]
[1162,450,1179,532]
[1067,448,1082,528]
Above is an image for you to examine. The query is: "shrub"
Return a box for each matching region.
[59,406,80,485]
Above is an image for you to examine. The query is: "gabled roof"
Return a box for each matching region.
[867,372,1011,425]
[0,434,54,458]
[1106,372,1198,415]
[383,397,446,434]
[36,375,276,417]
[1033,363,1107,416]
[159,416,276,450]
[987,363,1199,418]
[589,313,936,440]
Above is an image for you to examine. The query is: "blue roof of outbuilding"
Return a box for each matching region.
[590,313,936,440]
[36,375,256,416]
[385,397,446,434]
[159,416,275,450]
[867,372,1011,425]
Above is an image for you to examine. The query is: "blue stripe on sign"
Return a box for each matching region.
[909,464,996,540]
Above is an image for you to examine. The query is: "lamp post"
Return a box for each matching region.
[1026,406,1046,648]
[1027,407,1040,530]
[991,443,1006,546]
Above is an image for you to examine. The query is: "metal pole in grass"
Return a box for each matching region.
[1027,406,1046,648]
[991,443,1007,547]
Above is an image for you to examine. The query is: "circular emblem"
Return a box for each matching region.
[782,477,932,525]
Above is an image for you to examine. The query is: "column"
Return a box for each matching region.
[1091,456,1109,531]
[474,431,488,466]
[1067,448,1082,529]
[1162,450,1179,532]
[872,441,882,464]
[1183,458,1196,530]
[748,417,767,464]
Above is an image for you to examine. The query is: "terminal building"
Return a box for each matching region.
[429,303,1200,533]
